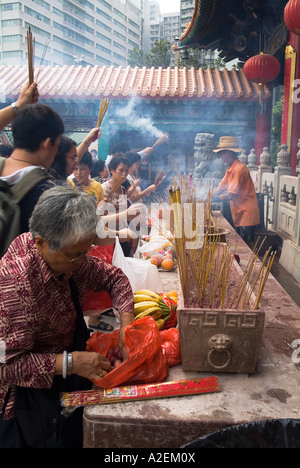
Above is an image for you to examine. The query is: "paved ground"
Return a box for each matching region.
[271,258,300,307]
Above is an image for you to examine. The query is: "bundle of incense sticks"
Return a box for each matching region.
[97,98,110,127]
[27,27,34,85]
[154,170,166,185]
[168,175,214,304]
[168,175,274,310]
[61,377,220,409]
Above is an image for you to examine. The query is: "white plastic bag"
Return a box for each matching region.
[139,236,170,254]
[112,237,163,292]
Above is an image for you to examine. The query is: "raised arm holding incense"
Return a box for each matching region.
[93,203,145,245]
[77,127,101,162]
[0,81,39,131]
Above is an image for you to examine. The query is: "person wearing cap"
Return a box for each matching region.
[212,136,260,246]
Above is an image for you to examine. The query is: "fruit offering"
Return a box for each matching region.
[147,250,175,271]
[133,289,172,329]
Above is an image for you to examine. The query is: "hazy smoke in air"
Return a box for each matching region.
[115,97,163,139]
[0,80,6,103]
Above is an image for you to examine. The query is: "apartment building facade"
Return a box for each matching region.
[142,0,161,54]
[0,0,142,68]
[180,0,194,32]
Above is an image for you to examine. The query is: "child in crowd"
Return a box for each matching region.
[69,152,104,204]
[91,159,109,184]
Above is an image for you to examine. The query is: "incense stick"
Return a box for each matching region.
[108,177,124,197]
[35,41,49,83]
[27,27,34,85]
[253,250,276,309]
[97,98,110,127]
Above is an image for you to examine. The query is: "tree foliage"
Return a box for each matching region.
[178,49,227,69]
[128,40,233,71]
[128,39,172,68]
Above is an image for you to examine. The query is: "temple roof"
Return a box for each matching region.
[176,0,288,64]
[0,65,270,102]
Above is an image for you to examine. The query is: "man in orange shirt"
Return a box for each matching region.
[213,136,260,246]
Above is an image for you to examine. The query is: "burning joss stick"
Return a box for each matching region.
[27,27,34,85]
[154,170,166,185]
[36,41,49,83]
[108,177,124,197]
[97,98,110,127]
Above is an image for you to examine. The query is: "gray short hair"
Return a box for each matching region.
[29,184,98,251]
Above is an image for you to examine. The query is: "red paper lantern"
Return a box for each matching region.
[284,0,300,36]
[244,53,281,85]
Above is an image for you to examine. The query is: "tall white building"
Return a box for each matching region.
[180,0,194,32]
[142,0,161,54]
[162,12,180,46]
[142,1,180,66]
[0,0,142,68]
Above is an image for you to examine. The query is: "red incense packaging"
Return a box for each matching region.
[61,377,220,409]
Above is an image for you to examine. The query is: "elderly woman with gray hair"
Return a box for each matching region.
[0,185,134,448]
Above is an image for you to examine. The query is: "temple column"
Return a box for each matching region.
[281,33,300,176]
[254,98,272,164]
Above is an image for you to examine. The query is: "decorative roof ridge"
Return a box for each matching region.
[0,65,270,102]
[178,0,219,48]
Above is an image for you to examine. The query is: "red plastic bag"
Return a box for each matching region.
[86,316,169,388]
[83,244,114,312]
[159,294,177,330]
[160,328,181,367]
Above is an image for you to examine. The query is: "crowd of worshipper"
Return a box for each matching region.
[0,80,167,448]
[0,80,260,449]
[0,81,168,258]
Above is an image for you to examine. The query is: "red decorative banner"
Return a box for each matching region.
[281,45,296,150]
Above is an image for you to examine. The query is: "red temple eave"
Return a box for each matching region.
[0,65,270,103]
[177,0,218,49]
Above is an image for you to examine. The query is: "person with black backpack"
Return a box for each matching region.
[0,104,64,257]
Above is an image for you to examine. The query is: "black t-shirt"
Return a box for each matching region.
[18,178,53,233]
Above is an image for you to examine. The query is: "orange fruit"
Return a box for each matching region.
[149,257,158,267]
[161,258,174,271]
[166,291,177,297]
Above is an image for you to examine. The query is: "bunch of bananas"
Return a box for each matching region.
[134,289,170,330]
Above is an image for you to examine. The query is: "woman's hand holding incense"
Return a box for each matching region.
[85,127,101,145]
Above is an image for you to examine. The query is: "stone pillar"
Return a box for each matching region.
[238,150,248,165]
[257,147,272,193]
[247,148,259,190]
[247,148,258,171]
[273,144,292,230]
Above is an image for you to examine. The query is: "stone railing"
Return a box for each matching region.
[241,143,299,247]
